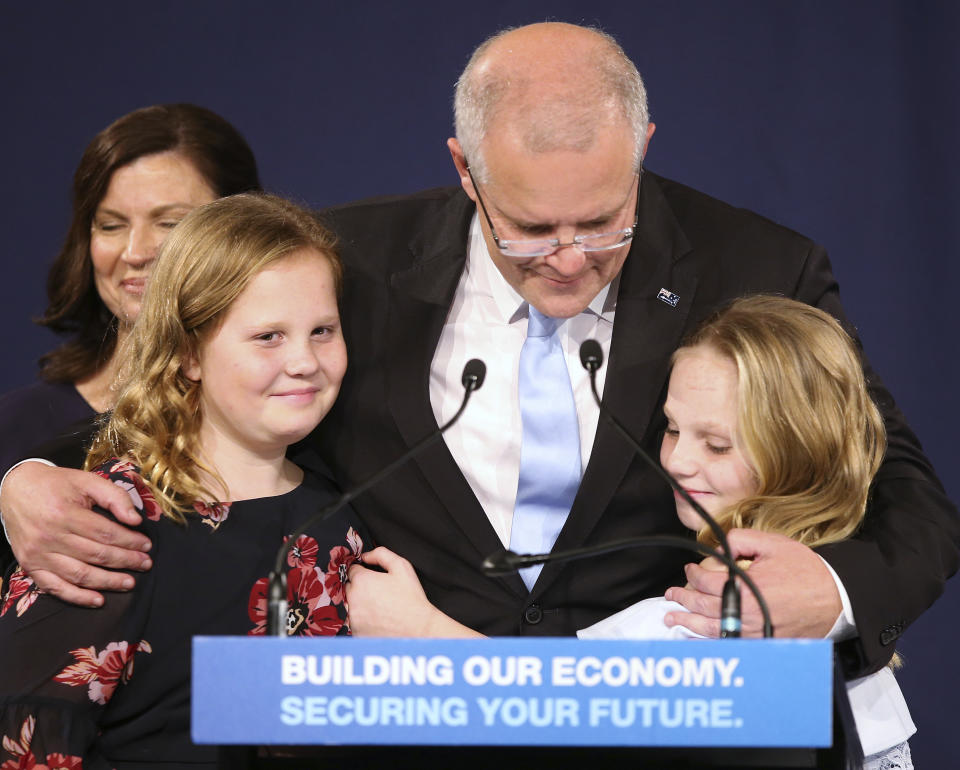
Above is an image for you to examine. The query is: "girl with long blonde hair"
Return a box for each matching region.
[579,295,914,769]
[0,194,367,768]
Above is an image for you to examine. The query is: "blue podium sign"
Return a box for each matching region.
[192,637,831,747]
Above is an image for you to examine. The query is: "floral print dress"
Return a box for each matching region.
[0,460,366,769]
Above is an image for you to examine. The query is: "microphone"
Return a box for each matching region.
[579,338,603,373]
[481,537,766,638]
[266,358,486,636]
[576,340,766,637]
[461,358,486,390]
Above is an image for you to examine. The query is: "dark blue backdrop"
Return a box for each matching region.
[1,1,956,764]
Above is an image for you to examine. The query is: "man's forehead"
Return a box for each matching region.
[490,190,629,229]
[481,135,637,225]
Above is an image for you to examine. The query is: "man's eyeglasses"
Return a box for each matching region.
[467,166,642,259]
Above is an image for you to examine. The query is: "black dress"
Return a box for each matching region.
[0,459,367,769]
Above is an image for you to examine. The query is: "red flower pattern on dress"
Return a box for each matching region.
[247,577,270,635]
[129,478,163,522]
[247,528,361,636]
[287,566,343,635]
[194,501,231,531]
[0,717,82,769]
[0,716,35,769]
[299,603,344,636]
[287,534,319,569]
[106,459,136,476]
[324,526,363,604]
[38,756,82,770]
[247,568,344,636]
[94,460,163,521]
[53,640,152,704]
[0,751,36,770]
[0,568,40,618]
[345,527,363,556]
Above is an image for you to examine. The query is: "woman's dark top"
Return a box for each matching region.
[0,380,97,475]
[0,459,366,769]
[0,380,98,572]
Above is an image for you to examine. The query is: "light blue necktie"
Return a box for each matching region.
[510,306,582,590]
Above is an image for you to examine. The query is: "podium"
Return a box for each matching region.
[192,637,861,769]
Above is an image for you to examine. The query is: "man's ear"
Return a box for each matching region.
[447,138,477,201]
[641,122,656,160]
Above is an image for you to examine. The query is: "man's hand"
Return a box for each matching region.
[345,547,481,638]
[1,462,152,607]
[663,529,842,638]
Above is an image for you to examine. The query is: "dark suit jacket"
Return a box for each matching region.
[313,171,959,677]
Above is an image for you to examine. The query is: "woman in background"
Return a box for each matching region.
[0,194,365,768]
[0,103,261,474]
[0,103,260,573]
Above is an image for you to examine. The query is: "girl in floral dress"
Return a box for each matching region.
[0,194,367,769]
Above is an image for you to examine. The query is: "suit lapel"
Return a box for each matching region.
[384,190,524,592]
[381,178,702,601]
[534,173,700,596]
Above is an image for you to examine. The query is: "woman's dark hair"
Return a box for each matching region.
[38,103,262,383]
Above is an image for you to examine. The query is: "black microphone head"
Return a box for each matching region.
[579,339,603,372]
[481,548,521,575]
[462,358,486,391]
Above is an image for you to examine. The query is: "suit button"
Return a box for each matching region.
[524,604,543,625]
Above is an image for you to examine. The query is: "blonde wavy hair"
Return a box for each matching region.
[676,295,886,551]
[85,193,342,522]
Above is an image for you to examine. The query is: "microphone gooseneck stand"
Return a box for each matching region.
[266,359,487,636]
[578,339,767,637]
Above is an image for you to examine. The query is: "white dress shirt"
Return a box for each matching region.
[429,214,616,547]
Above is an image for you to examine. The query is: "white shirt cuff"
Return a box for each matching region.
[819,554,857,641]
[0,458,56,545]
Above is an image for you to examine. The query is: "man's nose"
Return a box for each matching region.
[544,240,588,274]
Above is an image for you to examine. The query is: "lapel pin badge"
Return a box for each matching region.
[657,288,680,307]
